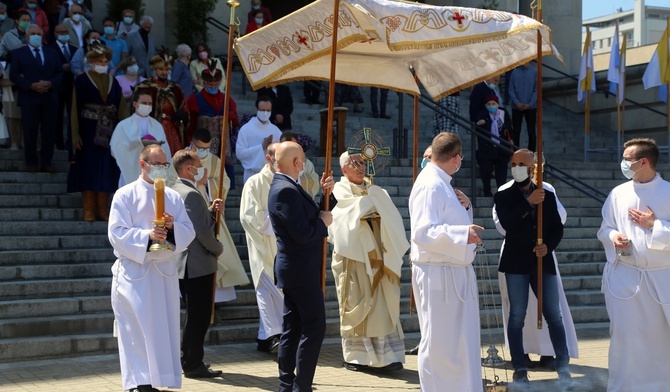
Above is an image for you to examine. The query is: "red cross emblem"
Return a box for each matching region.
[451,12,466,25]
[297,33,309,47]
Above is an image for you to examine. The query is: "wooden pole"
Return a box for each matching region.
[215,0,239,235]
[321,0,341,295]
[535,28,544,330]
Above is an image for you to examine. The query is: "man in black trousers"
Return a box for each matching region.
[268,141,334,392]
[172,149,224,379]
[49,24,76,153]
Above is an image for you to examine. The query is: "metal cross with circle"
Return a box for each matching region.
[346,128,391,177]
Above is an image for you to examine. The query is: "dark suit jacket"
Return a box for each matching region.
[257,85,293,131]
[48,41,77,95]
[9,44,62,106]
[125,29,156,78]
[495,183,563,275]
[269,173,329,289]
[172,178,223,279]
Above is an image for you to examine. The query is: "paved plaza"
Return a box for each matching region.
[0,326,610,392]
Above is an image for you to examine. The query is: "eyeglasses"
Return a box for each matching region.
[453,153,464,160]
[143,160,170,169]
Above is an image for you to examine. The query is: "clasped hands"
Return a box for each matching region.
[149,212,174,242]
[31,80,52,93]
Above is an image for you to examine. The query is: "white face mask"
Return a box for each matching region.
[511,166,530,182]
[148,166,168,181]
[71,14,81,23]
[192,165,205,182]
[93,64,107,74]
[126,64,139,74]
[620,159,640,180]
[136,103,152,117]
[257,110,271,123]
[196,148,209,160]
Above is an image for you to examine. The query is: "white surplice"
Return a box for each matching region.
[108,177,195,391]
[240,165,283,339]
[409,163,481,392]
[234,117,282,183]
[597,173,670,392]
[329,177,409,366]
[110,114,172,187]
[492,180,579,358]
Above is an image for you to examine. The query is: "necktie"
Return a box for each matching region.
[33,48,42,67]
[62,44,70,59]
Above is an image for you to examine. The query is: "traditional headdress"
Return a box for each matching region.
[201,59,222,82]
[149,51,172,70]
[85,43,112,62]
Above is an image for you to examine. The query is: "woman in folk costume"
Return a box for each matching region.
[136,53,189,155]
[67,44,129,221]
[185,62,239,186]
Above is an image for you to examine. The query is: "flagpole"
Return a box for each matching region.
[409,73,420,316]
[584,26,591,163]
[536,27,544,330]
[321,0,341,295]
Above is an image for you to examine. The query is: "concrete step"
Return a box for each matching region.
[0,248,113,265]
[0,277,111,299]
[0,194,81,208]
[0,235,110,250]
[0,296,110,319]
[0,263,111,281]
[0,221,108,236]
[0,207,87,221]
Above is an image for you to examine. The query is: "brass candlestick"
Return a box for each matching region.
[149,219,171,251]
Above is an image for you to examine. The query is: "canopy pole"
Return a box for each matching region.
[535,28,544,330]
[321,0,341,295]
[212,0,239,325]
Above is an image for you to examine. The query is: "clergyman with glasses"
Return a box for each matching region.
[108,143,195,392]
[111,87,171,187]
[597,138,670,391]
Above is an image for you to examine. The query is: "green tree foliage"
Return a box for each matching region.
[106,0,144,22]
[481,0,499,10]
[175,0,218,46]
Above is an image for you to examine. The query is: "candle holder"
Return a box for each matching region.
[150,219,171,251]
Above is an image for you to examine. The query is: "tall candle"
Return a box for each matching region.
[155,178,165,221]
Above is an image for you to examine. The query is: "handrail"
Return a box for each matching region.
[414,93,608,205]
[206,17,230,35]
[540,61,667,118]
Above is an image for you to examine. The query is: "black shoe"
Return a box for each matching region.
[539,355,556,370]
[343,362,369,372]
[41,165,56,173]
[371,362,403,373]
[372,113,379,118]
[133,386,163,392]
[405,344,419,355]
[513,370,530,386]
[256,335,280,354]
[379,113,391,119]
[524,354,537,369]
[483,190,493,197]
[184,363,223,379]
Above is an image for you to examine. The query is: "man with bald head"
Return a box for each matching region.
[493,149,571,387]
[268,141,334,392]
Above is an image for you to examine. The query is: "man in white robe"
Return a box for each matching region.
[597,138,670,392]
[111,88,171,188]
[235,95,282,183]
[493,149,578,369]
[329,152,408,373]
[408,132,484,392]
[108,144,195,392]
[240,142,283,353]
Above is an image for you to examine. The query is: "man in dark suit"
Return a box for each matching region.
[49,23,76,152]
[493,149,571,387]
[171,149,224,379]
[257,84,293,131]
[125,15,156,78]
[10,23,62,172]
[469,74,503,122]
[268,141,334,392]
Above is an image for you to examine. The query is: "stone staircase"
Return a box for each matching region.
[0,76,630,362]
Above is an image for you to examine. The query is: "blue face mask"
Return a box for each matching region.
[205,86,219,95]
[103,26,114,36]
[123,16,133,24]
[26,3,37,9]
[420,157,429,169]
[486,106,498,114]
[28,34,42,47]
[57,35,70,43]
